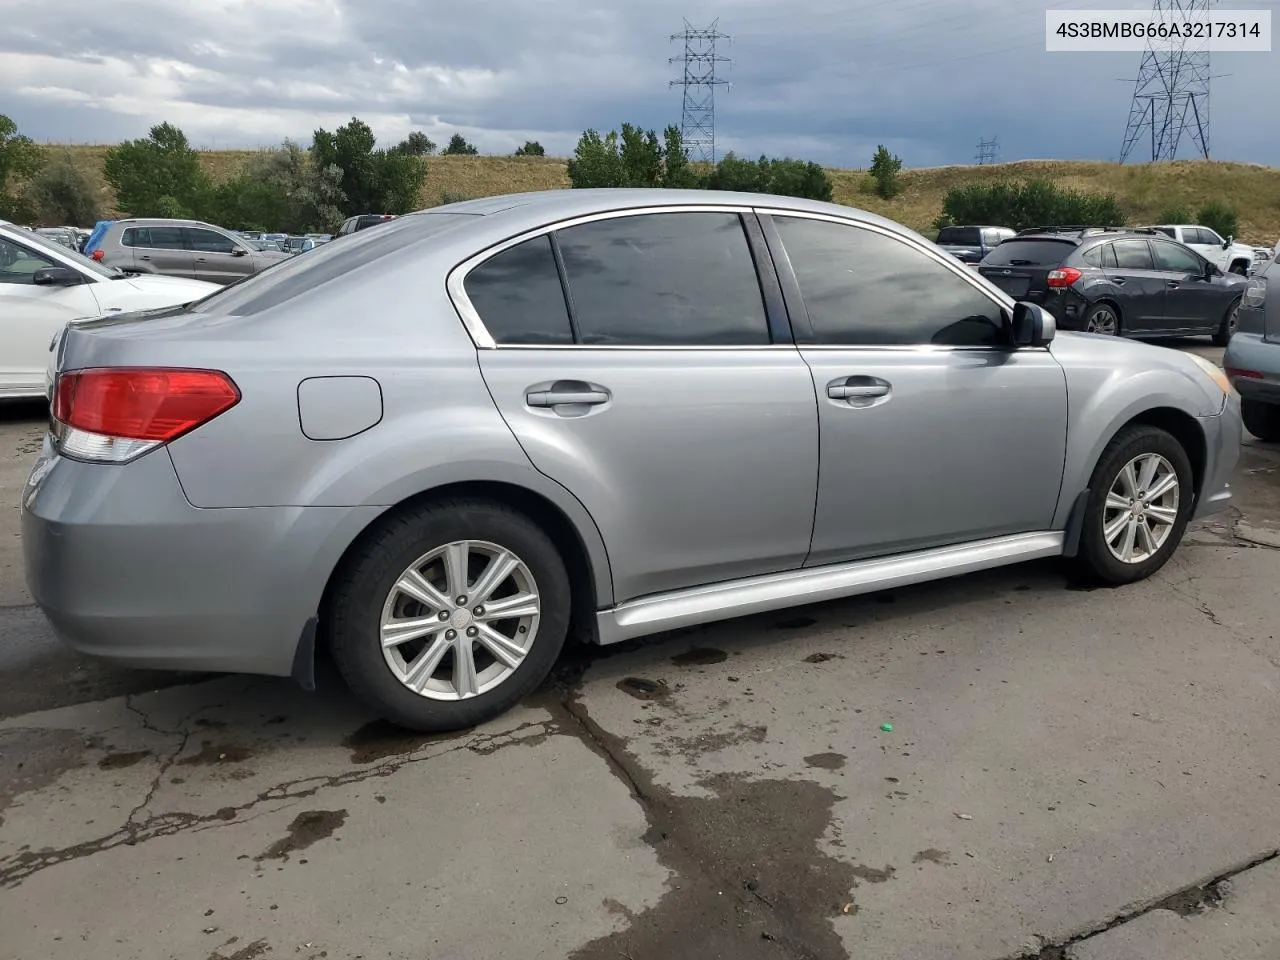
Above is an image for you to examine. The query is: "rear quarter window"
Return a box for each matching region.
[981,239,1075,267]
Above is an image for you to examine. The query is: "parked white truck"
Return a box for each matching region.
[1144,224,1254,275]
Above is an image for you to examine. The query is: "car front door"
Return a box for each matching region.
[1184,227,1227,270]
[0,236,100,396]
[1101,238,1167,333]
[123,225,196,277]
[186,227,253,284]
[1150,238,1221,335]
[467,208,820,604]
[761,211,1067,564]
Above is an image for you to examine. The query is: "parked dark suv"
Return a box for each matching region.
[978,226,1248,344]
[935,225,1014,264]
[336,214,396,237]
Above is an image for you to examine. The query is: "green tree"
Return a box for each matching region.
[104,122,211,218]
[567,123,701,189]
[704,153,832,201]
[566,129,624,188]
[0,114,44,220]
[441,133,479,155]
[661,126,699,188]
[619,123,663,186]
[26,150,104,225]
[211,140,346,233]
[869,144,903,200]
[704,152,766,192]
[312,117,427,216]
[514,141,545,156]
[1197,200,1239,241]
[395,131,436,156]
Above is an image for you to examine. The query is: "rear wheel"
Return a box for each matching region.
[326,499,571,732]
[1242,398,1280,442]
[1083,303,1121,337]
[1211,297,1241,346]
[1077,425,1193,585]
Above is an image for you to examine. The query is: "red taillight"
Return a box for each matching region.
[54,368,240,442]
[1046,267,1082,288]
[90,249,104,261]
[1225,366,1263,380]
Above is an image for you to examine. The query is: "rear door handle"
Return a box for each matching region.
[138,255,152,261]
[828,381,890,400]
[526,380,611,409]
[1167,280,1180,288]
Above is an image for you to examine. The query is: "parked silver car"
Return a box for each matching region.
[94,218,290,284]
[1224,259,1280,441]
[23,189,1241,732]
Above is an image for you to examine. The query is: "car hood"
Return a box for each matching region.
[117,273,221,297]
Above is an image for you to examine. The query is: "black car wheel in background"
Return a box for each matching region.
[978,227,1250,341]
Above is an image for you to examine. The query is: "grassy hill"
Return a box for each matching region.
[46,145,1280,245]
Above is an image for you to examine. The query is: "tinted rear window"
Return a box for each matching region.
[464,235,573,345]
[981,239,1075,266]
[936,227,981,245]
[188,213,474,316]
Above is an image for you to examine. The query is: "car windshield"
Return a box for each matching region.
[936,227,981,245]
[11,227,117,279]
[982,238,1075,266]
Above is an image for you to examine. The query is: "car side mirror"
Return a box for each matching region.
[32,266,85,286]
[231,248,248,257]
[1011,302,1056,347]
[1223,236,1233,249]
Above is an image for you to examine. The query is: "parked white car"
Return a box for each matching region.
[1144,224,1254,275]
[1,221,218,399]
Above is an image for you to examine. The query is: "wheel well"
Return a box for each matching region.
[1230,259,1250,272]
[1093,298,1122,318]
[317,481,602,652]
[1121,407,1207,497]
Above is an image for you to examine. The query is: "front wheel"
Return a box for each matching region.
[1212,297,1240,346]
[326,499,572,732]
[1077,425,1194,585]
[1242,398,1280,442]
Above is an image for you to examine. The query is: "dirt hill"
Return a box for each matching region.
[47,145,1280,245]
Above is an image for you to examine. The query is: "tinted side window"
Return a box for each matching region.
[186,228,236,254]
[1112,239,1154,269]
[121,228,141,248]
[1080,246,1103,267]
[1151,227,1177,239]
[1152,241,1203,273]
[464,235,573,345]
[555,212,770,346]
[1101,243,1119,269]
[1192,227,1220,245]
[775,216,1004,347]
[144,226,185,250]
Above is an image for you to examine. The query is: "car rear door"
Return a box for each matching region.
[1101,239,1167,333]
[467,208,820,605]
[762,211,1067,564]
[125,225,196,277]
[185,227,253,284]
[1150,238,1222,335]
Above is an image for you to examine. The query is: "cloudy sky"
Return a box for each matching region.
[2,0,1277,167]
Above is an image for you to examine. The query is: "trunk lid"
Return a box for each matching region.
[977,238,1077,302]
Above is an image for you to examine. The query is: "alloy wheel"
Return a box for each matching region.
[379,540,541,700]
[1086,308,1118,336]
[1102,453,1180,564]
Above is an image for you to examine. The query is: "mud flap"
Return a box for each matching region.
[291,617,318,692]
[1062,488,1090,558]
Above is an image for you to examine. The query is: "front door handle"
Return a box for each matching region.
[138,255,152,261]
[828,379,891,401]
[1111,277,1126,285]
[1167,280,1180,288]
[526,380,612,410]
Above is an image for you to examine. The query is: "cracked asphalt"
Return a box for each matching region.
[3,341,1280,960]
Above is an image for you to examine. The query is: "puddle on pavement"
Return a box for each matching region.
[255,809,347,862]
[342,719,469,764]
[0,728,85,824]
[98,750,152,770]
[616,678,672,702]
[671,648,728,666]
[804,752,847,770]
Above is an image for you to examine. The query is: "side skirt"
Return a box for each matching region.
[596,531,1065,645]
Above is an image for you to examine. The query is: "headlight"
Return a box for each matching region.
[1244,277,1266,308]
[1187,352,1233,396]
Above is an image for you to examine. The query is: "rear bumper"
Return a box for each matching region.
[1224,333,1280,404]
[21,439,381,677]
[1192,392,1242,521]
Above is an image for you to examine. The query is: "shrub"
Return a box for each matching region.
[441,134,479,156]
[704,153,832,201]
[566,124,696,189]
[25,150,104,225]
[939,178,1124,231]
[514,141,545,157]
[438,189,471,205]
[869,145,903,199]
[104,122,210,218]
[1197,200,1239,241]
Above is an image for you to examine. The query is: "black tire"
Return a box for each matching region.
[1083,302,1121,337]
[1230,262,1249,276]
[1077,424,1194,586]
[1242,398,1280,442]
[326,498,571,732]
[1211,297,1241,346]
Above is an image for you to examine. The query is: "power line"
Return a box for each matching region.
[669,19,732,165]
[1119,0,1214,163]
[975,136,1000,164]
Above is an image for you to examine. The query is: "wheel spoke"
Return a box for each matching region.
[1119,462,1140,499]
[1104,511,1132,544]
[470,552,519,605]
[381,616,440,649]
[443,542,470,599]
[1136,517,1156,557]
[453,637,479,698]
[404,634,451,692]
[478,592,539,621]
[1118,518,1138,562]
[1136,455,1160,494]
[1145,504,1178,526]
[476,624,527,670]
[1105,492,1131,511]
[1145,473,1178,502]
[394,568,451,612]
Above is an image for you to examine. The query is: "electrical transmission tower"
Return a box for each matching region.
[975,137,1000,165]
[669,19,732,164]
[1119,0,1213,163]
